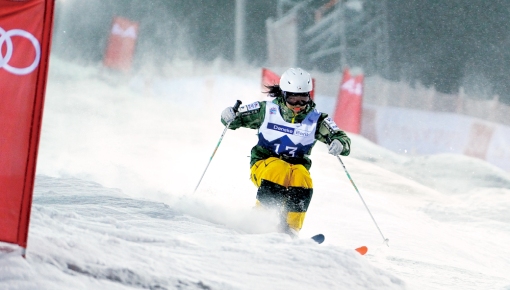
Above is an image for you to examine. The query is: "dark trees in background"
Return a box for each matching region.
[388,0,510,103]
[54,0,510,103]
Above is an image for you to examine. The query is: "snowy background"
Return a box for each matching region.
[1,57,510,290]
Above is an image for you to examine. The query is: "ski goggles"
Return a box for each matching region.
[284,92,311,106]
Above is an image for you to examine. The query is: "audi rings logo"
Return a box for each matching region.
[0,27,41,75]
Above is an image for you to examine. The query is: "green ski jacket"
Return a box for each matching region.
[221,96,351,171]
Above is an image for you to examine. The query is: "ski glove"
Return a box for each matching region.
[328,139,344,156]
[221,107,236,123]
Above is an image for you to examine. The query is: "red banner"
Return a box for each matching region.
[103,17,139,72]
[310,78,315,100]
[261,68,280,87]
[0,0,55,249]
[464,122,494,159]
[333,69,364,134]
[261,68,315,100]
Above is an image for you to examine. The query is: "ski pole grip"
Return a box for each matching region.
[232,100,242,113]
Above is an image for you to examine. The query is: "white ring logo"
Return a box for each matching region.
[0,27,41,75]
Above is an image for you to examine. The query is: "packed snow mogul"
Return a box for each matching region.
[220,68,351,238]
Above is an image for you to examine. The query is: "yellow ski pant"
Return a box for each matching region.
[250,157,313,231]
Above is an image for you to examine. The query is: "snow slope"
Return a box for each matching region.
[1,57,509,290]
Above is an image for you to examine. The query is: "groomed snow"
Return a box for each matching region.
[1,57,509,290]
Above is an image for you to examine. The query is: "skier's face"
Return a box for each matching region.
[285,92,310,112]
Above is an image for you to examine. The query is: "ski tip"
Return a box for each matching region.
[355,246,368,255]
[311,234,325,244]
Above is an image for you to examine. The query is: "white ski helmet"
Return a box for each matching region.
[279,68,313,93]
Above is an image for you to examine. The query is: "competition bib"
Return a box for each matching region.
[257,102,320,157]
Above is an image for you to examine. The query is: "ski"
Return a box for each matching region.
[310,234,367,255]
[355,246,368,255]
[311,234,325,244]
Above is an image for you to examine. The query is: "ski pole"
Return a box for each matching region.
[327,137,389,246]
[194,100,242,193]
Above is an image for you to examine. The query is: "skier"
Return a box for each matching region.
[220,68,351,238]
